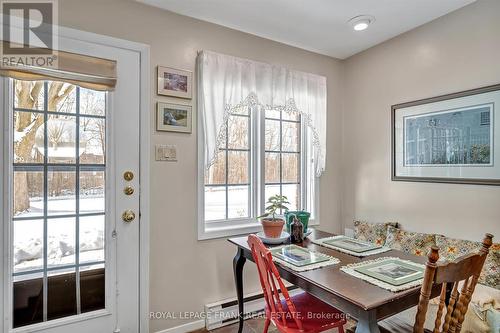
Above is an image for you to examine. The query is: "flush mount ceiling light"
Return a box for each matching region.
[348,15,375,31]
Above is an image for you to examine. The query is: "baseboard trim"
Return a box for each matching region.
[154,320,205,333]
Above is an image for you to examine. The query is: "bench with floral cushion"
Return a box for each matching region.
[352,221,499,333]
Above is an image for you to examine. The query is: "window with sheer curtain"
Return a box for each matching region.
[197,51,326,239]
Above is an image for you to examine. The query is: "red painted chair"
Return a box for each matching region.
[247,234,346,333]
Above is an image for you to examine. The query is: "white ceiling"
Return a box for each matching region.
[138,0,475,59]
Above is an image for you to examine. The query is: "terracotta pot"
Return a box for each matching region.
[261,218,285,238]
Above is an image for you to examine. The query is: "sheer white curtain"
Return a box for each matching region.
[197,50,327,176]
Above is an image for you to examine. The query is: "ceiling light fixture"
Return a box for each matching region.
[348,15,375,31]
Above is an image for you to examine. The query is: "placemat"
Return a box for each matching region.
[312,235,392,257]
[270,245,340,272]
[340,257,425,292]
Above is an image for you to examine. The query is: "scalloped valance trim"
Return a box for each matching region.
[208,93,324,176]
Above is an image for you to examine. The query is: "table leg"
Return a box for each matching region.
[355,310,380,333]
[233,247,247,333]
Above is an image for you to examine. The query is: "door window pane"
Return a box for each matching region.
[47,218,76,268]
[13,111,45,164]
[14,80,45,110]
[227,115,249,149]
[47,269,77,320]
[47,171,76,216]
[204,151,226,185]
[80,215,105,264]
[13,272,44,328]
[13,171,44,218]
[13,219,44,273]
[47,82,76,113]
[80,171,105,213]
[265,119,280,151]
[80,117,106,164]
[282,122,299,152]
[282,153,299,183]
[80,89,106,116]
[11,80,107,327]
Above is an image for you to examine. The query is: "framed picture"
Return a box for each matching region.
[156,102,192,133]
[323,236,381,253]
[392,84,500,185]
[270,245,329,267]
[157,66,192,99]
[354,258,424,286]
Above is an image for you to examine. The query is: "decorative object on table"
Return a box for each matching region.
[156,102,192,133]
[353,220,399,245]
[256,231,290,245]
[157,66,192,99]
[258,195,290,238]
[313,235,391,257]
[289,215,304,243]
[340,257,425,292]
[285,210,311,233]
[270,244,340,272]
[392,83,500,185]
[385,225,436,257]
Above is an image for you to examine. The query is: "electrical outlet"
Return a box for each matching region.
[155,145,177,161]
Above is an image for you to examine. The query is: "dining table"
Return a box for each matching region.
[229,229,441,333]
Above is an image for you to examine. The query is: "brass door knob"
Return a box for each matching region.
[122,210,136,223]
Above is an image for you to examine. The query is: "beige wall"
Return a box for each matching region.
[57,0,500,331]
[342,0,500,240]
[58,1,344,332]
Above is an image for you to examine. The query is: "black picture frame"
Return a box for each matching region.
[391,84,500,186]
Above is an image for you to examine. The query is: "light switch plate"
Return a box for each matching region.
[156,144,177,161]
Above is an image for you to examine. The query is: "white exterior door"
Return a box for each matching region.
[0,31,145,333]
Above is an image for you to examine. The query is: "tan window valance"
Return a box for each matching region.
[0,41,117,91]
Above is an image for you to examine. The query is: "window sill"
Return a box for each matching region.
[198,219,320,241]
[198,220,262,240]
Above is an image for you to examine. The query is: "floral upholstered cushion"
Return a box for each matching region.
[436,235,499,290]
[435,235,482,261]
[385,226,436,257]
[479,243,500,290]
[353,221,399,246]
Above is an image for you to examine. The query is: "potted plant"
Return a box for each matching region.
[258,195,290,238]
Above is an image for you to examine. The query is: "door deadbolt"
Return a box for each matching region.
[124,186,134,195]
[123,171,134,181]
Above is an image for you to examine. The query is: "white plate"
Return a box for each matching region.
[257,231,290,245]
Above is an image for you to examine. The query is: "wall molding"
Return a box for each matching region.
[154,320,205,333]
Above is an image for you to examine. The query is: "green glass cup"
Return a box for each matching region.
[285,211,311,233]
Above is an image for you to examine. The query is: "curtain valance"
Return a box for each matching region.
[197,50,327,176]
[0,41,117,91]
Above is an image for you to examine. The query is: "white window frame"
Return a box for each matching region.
[198,107,319,240]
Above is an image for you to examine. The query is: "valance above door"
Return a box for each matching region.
[197,50,327,176]
[0,41,117,91]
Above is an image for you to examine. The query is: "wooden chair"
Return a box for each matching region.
[247,234,346,333]
[378,233,493,333]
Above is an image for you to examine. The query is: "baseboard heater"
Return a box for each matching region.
[204,286,301,331]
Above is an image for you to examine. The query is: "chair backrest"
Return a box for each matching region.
[414,233,493,333]
[247,235,303,330]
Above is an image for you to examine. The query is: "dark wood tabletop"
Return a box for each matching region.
[229,229,440,333]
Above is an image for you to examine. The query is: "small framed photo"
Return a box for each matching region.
[324,236,381,253]
[270,245,329,267]
[354,258,424,286]
[156,102,192,133]
[157,66,192,99]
